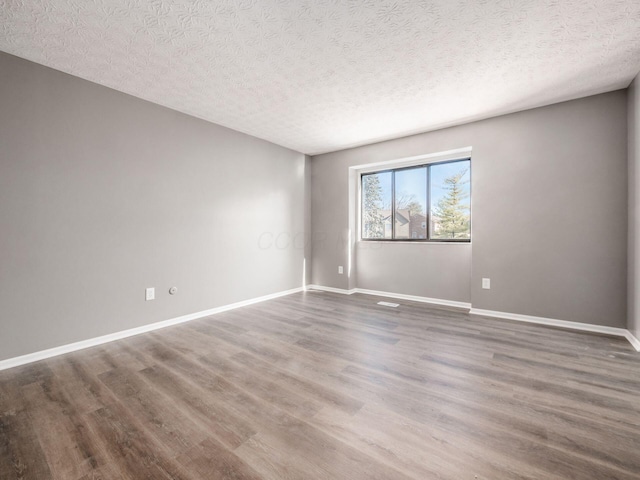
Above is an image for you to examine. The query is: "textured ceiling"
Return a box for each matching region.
[1,1,640,155]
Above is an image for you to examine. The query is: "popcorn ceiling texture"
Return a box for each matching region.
[1,0,639,154]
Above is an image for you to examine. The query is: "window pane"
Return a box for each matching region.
[430,160,471,240]
[394,167,427,239]
[362,171,392,239]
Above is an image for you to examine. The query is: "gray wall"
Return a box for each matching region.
[0,52,308,361]
[356,243,471,302]
[629,74,640,339]
[312,91,628,327]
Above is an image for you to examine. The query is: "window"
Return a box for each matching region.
[361,158,470,242]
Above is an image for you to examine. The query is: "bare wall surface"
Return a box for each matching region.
[0,52,307,361]
[629,74,640,338]
[312,91,628,327]
[356,243,471,302]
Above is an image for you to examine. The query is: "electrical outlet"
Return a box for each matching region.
[145,287,155,301]
[482,278,491,289]
[338,266,344,274]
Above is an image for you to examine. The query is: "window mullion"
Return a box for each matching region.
[426,165,431,240]
[391,170,396,240]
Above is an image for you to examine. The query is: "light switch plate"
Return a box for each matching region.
[482,278,491,289]
[145,287,155,301]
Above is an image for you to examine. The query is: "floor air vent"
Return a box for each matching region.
[377,301,399,308]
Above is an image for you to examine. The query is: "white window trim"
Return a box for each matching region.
[354,146,472,174]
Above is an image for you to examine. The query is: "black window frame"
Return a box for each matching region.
[360,157,471,243]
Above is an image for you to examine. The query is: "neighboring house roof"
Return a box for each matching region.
[379,209,410,224]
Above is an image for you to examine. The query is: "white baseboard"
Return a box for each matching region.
[306,284,470,309]
[4,286,635,371]
[0,287,304,372]
[625,331,640,352]
[306,284,357,295]
[469,307,639,346]
[306,285,638,351]
[355,288,471,309]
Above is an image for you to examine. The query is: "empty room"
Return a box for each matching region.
[2,1,640,479]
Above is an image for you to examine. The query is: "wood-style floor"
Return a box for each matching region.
[1,291,640,479]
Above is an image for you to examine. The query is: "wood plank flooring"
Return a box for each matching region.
[1,291,640,479]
